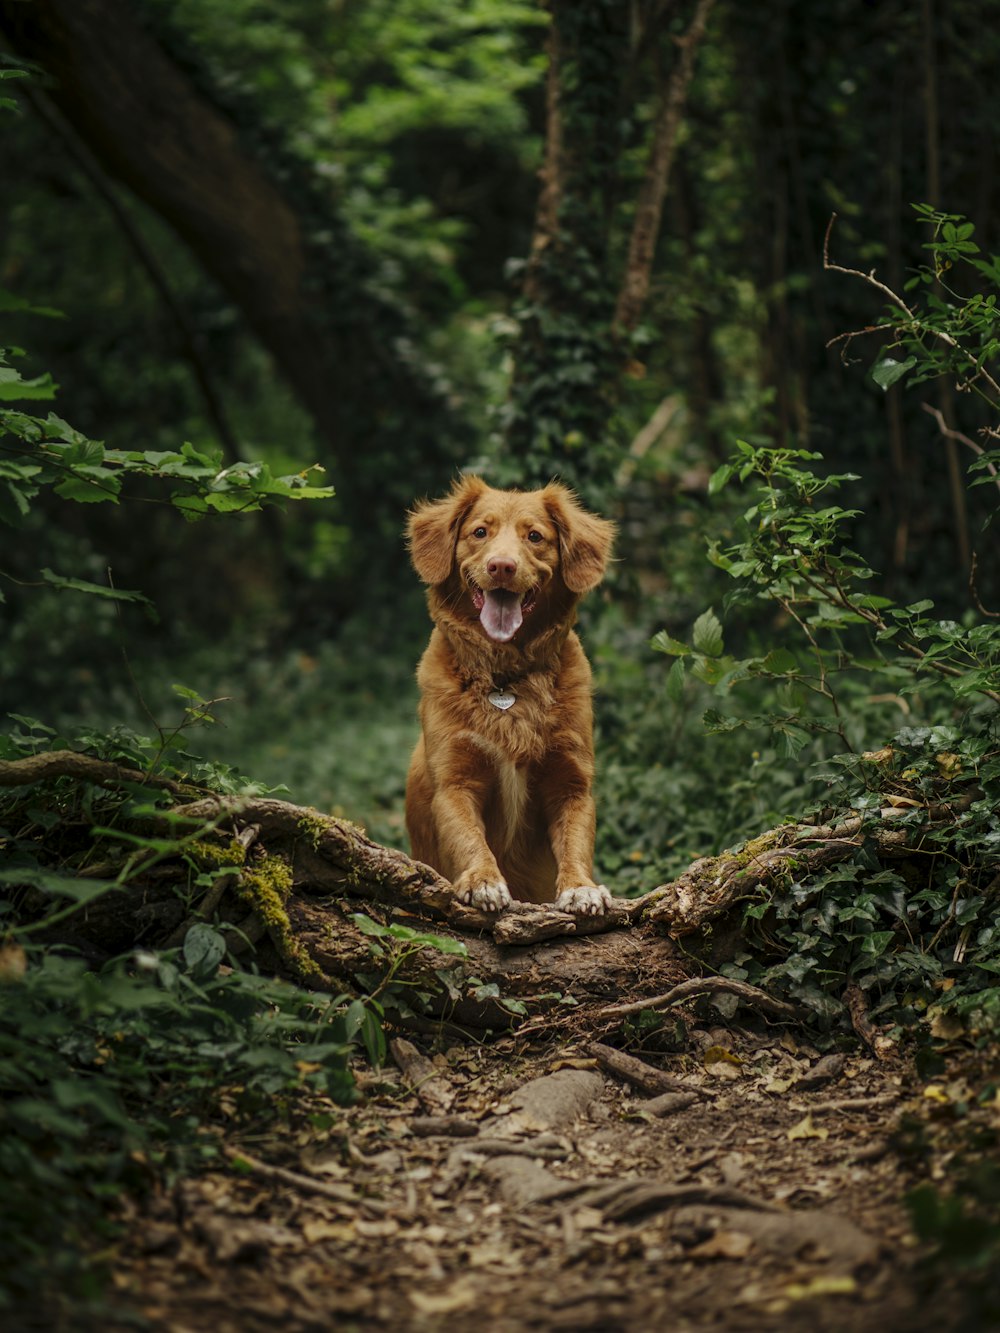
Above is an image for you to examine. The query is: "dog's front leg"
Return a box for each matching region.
[431,758,512,913]
[541,753,613,916]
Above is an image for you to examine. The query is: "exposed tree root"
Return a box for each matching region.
[2,749,983,1037]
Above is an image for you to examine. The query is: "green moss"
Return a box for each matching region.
[731,829,784,867]
[237,852,322,983]
[187,838,247,870]
[297,809,332,850]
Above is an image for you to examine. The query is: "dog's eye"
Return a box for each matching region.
[472,526,488,539]
[527,530,544,544]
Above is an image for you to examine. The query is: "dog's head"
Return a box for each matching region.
[408,477,615,643]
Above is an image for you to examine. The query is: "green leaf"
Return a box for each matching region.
[708,463,735,496]
[859,931,895,957]
[650,630,691,658]
[0,866,120,905]
[53,471,121,504]
[870,356,917,391]
[692,608,724,658]
[342,998,369,1042]
[183,924,227,981]
[664,657,686,703]
[0,368,57,401]
[40,568,153,610]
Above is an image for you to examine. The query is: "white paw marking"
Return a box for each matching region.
[556,884,614,916]
[458,879,513,913]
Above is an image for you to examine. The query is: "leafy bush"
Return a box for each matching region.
[645,209,1000,1032]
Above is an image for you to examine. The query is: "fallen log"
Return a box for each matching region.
[0,748,981,1035]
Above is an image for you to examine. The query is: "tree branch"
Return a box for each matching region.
[614,0,716,333]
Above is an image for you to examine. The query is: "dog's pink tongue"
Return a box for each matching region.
[480,589,523,642]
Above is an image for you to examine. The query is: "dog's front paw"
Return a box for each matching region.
[455,873,513,913]
[555,884,614,915]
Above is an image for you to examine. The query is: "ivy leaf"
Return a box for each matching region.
[183,923,227,982]
[870,356,917,391]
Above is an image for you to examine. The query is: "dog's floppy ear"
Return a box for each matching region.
[542,482,615,594]
[407,475,488,585]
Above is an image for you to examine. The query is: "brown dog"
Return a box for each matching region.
[404,476,615,914]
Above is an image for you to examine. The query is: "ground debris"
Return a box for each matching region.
[106,1028,990,1332]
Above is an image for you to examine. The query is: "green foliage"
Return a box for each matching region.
[0,381,334,530]
[351,911,476,1032]
[659,440,1000,737]
[0,933,362,1308]
[870,206,1000,416]
[0,716,387,1309]
[647,208,1000,1033]
[906,1135,1000,1328]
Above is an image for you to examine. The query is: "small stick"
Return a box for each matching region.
[409,1116,480,1139]
[844,982,881,1055]
[597,976,802,1022]
[800,1094,899,1115]
[587,1041,711,1100]
[641,1091,700,1118]
[223,1147,385,1211]
[390,1037,454,1115]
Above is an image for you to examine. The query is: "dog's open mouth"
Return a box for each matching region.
[468,580,538,643]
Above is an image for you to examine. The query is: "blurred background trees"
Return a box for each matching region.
[1,0,998,879]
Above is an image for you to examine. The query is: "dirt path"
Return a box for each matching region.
[98,1019,994,1333]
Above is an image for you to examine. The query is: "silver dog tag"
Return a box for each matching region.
[488,689,516,711]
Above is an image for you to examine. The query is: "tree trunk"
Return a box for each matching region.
[0,0,460,541]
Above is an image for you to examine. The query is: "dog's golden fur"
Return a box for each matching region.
[404,476,615,914]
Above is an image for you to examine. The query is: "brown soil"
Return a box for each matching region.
[99,1021,996,1333]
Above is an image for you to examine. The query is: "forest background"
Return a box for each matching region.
[3,0,996,882]
[2,0,1000,1318]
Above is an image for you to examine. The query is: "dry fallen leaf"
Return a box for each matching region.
[688,1229,754,1260]
[927,1007,965,1041]
[408,1278,480,1315]
[784,1274,858,1300]
[762,1077,794,1095]
[301,1219,356,1244]
[922,1085,951,1104]
[0,944,27,982]
[704,1045,743,1079]
[787,1114,829,1142]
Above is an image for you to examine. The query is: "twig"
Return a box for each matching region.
[0,749,193,796]
[844,982,886,1057]
[823,213,1000,401]
[922,402,1000,493]
[587,1041,711,1100]
[572,1179,778,1223]
[800,1094,899,1115]
[409,1116,481,1139]
[223,1147,386,1212]
[462,1137,571,1161]
[641,1090,701,1118]
[390,1037,454,1115]
[969,553,1000,619]
[597,975,802,1021]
